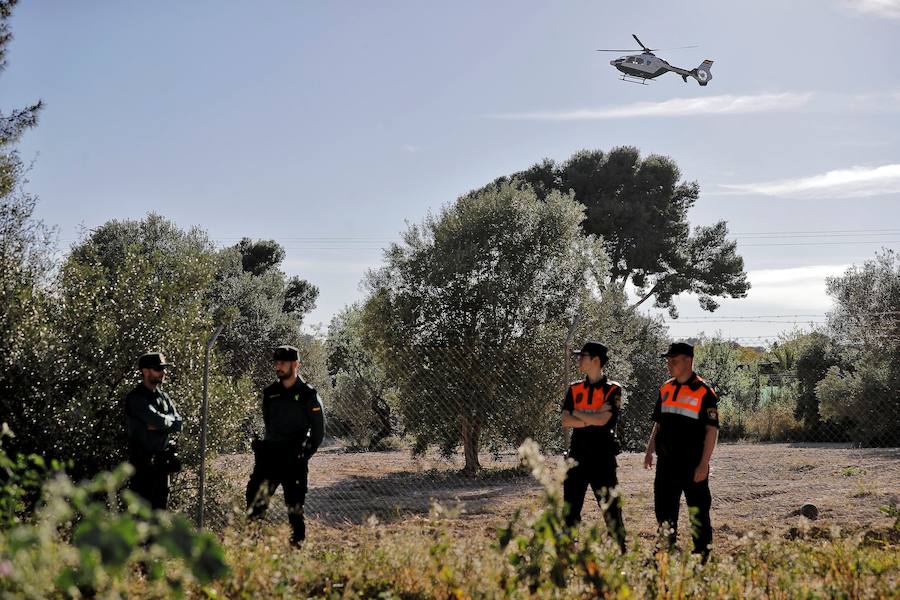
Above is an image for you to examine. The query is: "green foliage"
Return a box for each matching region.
[211,239,319,391]
[363,182,601,471]
[326,304,398,450]
[497,440,627,596]
[744,384,802,441]
[0,424,67,528]
[48,215,251,477]
[484,147,749,316]
[4,210,324,482]
[0,460,228,598]
[880,499,900,531]
[0,191,58,457]
[0,2,55,460]
[1,1,42,152]
[693,333,763,440]
[790,331,843,433]
[819,250,900,446]
[233,237,285,276]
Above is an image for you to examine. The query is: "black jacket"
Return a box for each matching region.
[125,384,182,455]
[262,377,326,458]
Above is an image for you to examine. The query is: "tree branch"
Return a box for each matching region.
[630,282,659,310]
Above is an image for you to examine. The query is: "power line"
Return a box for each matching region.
[660,311,900,320]
[731,228,900,235]
[737,240,899,247]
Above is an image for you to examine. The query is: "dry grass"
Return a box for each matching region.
[208,442,900,549]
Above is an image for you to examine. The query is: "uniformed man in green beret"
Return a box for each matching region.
[246,345,325,547]
[125,352,183,510]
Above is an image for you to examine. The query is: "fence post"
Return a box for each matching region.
[562,313,581,448]
[197,324,224,528]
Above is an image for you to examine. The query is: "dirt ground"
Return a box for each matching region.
[212,442,899,546]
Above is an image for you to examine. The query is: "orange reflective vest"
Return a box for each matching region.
[569,379,621,412]
[658,377,707,420]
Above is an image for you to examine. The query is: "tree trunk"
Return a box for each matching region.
[461,416,482,474]
[368,395,393,450]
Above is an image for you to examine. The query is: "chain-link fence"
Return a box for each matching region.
[183,340,900,545]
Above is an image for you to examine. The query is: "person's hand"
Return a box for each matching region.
[644,449,654,470]
[693,461,710,482]
[298,444,312,461]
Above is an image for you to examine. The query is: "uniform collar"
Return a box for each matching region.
[583,374,608,388]
[675,372,699,388]
[279,375,306,392]
[138,383,163,397]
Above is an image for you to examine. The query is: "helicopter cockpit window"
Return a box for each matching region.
[636,58,644,64]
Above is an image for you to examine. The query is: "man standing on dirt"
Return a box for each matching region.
[125,352,183,510]
[246,345,325,547]
[560,341,627,553]
[644,342,719,562]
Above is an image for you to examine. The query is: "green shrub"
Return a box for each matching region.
[0,429,228,598]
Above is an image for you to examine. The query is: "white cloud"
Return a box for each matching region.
[720,164,900,198]
[655,264,849,341]
[842,0,900,19]
[849,89,900,110]
[743,265,847,310]
[488,93,813,121]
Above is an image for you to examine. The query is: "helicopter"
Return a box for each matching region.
[597,34,713,86]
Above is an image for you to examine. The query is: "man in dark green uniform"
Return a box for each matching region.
[561,341,627,553]
[125,352,183,510]
[246,345,325,547]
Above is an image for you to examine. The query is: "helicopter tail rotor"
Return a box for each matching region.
[689,59,714,86]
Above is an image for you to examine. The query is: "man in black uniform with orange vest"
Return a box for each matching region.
[560,341,627,553]
[644,342,719,561]
[246,345,325,547]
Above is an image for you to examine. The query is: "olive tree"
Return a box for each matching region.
[363,182,602,472]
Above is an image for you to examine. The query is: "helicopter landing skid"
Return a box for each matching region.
[619,74,650,84]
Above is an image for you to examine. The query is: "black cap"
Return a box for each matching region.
[572,341,609,363]
[661,342,694,358]
[273,345,299,361]
[138,352,173,370]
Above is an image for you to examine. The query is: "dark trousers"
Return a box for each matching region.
[654,460,712,557]
[246,447,309,543]
[563,455,627,552]
[129,457,169,510]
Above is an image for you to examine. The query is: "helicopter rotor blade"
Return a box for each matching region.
[595,48,642,52]
[632,34,651,52]
[652,44,700,50]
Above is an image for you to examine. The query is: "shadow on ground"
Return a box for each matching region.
[305,466,538,525]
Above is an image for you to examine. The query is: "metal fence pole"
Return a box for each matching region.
[562,313,581,449]
[198,324,224,528]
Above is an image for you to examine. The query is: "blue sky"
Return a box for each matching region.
[4,0,899,343]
